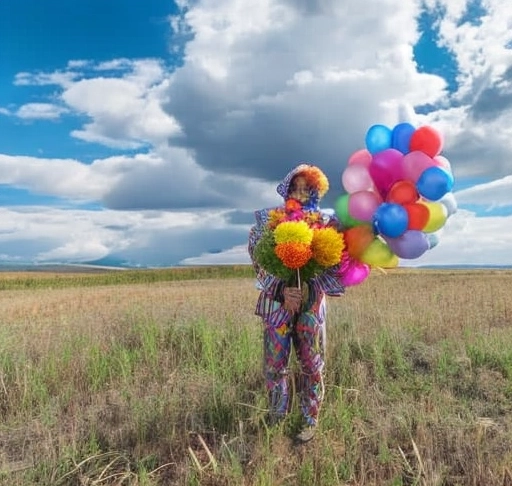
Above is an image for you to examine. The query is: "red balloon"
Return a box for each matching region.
[387,180,418,205]
[404,202,430,230]
[409,126,443,157]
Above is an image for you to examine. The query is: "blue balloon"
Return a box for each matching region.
[416,166,454,201]
[373,203,408,238]
[391,122,415,154]
[365,124,392,155]
[426,233,440,249]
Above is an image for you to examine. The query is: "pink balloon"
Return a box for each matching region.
[348,149,372,168]
[339,260,371,287]
[402,150,436,182]
[348,190,382,222]
[434,155,453,176]
[368,148,404,196]
[341,164,374,193]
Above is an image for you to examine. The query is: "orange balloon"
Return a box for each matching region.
[343,225,375,259]
[387,180,418,205]
[409,126,443,157]
[404,202,430,230]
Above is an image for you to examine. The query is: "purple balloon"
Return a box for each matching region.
[385,230,429,259]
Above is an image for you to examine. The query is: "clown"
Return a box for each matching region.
[248,164,345,443]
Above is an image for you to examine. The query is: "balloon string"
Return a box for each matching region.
[296,268,301,290]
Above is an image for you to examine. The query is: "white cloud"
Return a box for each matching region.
[0,206,247,266]
[454,175,512,207]
[10,59,181,149]
[15,103,69,120]
[66,60,90,69]
[0,147,279,213]
[14,70,78,88]
[95,58,134,71]
[62,60,181,148]
[180,244,250,265]
[0,154,114,201]
[415,0,512,178]
[161,0,450,186]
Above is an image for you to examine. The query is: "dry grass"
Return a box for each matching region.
[1,269,512,485]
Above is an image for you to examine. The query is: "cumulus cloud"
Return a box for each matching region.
[419,0,512,177]
[0,149,280,212]
[62,60,181,148]
[0,154,114,201]
[161,0,512,185]
[15,103,69,120]
[164,0,437,187]
[454,175,512,207]
[0,206,249,266]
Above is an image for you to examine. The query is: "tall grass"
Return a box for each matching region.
[0,265,254,291]
[1,269,512,485]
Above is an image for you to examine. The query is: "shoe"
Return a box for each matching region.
[295,425,316,443]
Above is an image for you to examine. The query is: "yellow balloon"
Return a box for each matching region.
[360,239,398,268]
[384,254,400,268]
[422,201,448,233]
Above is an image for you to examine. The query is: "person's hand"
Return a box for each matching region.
[283,287,302,314]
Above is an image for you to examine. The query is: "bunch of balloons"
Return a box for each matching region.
[335,122,457,270]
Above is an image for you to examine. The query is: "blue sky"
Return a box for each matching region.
[1,0,511,268]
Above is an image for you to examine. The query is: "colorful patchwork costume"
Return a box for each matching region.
[248,164,345,429]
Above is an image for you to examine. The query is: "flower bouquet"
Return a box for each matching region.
[253,198,345,286]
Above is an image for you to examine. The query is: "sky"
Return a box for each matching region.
[0,0,511,268]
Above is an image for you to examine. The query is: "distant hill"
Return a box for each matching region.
[0,262,510,273]
[0,263,125,273]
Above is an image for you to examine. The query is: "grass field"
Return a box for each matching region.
[0,266,511,485]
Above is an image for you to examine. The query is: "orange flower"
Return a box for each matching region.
[275,242,312,269]
[285,198,303,212]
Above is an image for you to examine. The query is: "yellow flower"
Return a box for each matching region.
[311,227,345,267]
[273,220,313,245]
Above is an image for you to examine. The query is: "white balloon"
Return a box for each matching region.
[440,192,457,216]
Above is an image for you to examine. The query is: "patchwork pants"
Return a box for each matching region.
[263,300,326,426]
